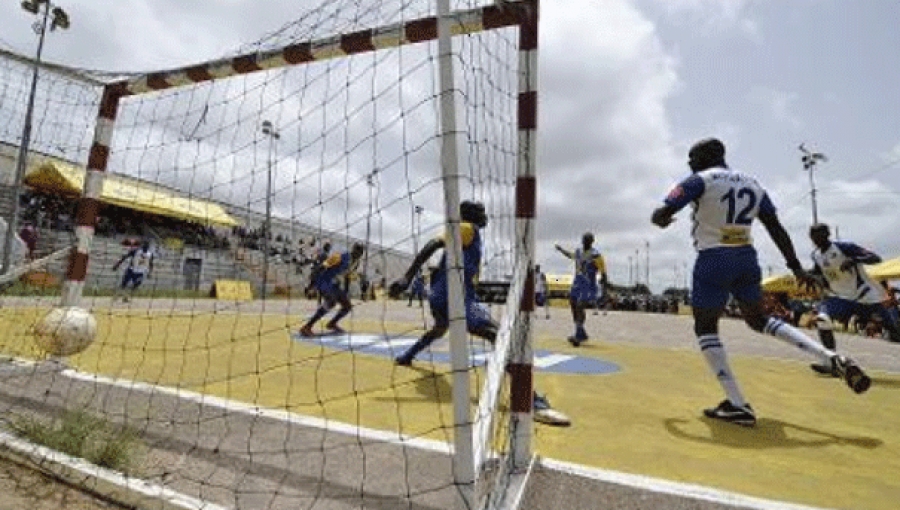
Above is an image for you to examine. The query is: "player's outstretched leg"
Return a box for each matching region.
[746,308,872,395]
[811,312,839,376]
[395,326,447,366]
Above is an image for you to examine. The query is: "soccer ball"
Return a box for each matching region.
[33,307,97,357]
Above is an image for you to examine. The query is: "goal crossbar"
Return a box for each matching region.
[109,2,524,97]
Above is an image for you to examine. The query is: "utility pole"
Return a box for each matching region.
[799,143,827,226]
[260,120,280,300]
[2,0,70,275]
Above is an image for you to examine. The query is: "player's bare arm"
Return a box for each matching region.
[554,243,573,258]
[758,210,816,290]
[389,238,444,297]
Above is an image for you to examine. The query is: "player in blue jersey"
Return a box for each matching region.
[299,242,365,336]
[651,138,870,427]
[555,233,608,346]
[808,224,900,373]
[389,201,570,426]
[390,201,496,364]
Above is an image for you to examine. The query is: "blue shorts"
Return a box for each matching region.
[820,297,900,327]
[535,292,546,307]
[692,247,762,310]
[429,293,494,331]
[120,268,145,289]
[315,280,347,305]
[569,276,598,304]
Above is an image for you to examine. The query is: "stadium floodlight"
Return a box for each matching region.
[1,0,69,275]
[260,120,280,300]
[799,143,828,225]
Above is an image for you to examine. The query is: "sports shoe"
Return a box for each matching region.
[299,325,315,337]
[325,323,346,335]
[567,335,583,347]
[394,355,413,367]
[533,393,571,426]
[703,400,756,427]
[830,355,871,394]
[810,362,839,377]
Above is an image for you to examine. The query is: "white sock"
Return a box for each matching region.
[698,335,747,407]
[763,318,833,365]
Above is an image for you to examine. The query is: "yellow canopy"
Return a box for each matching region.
[25,161,240,228]
[867,257,900,281]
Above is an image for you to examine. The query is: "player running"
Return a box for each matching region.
[112,240,155,303]
[299,242,364,336]
[651,137,870,427]
[555,233,608,346]
[808,223,900,373]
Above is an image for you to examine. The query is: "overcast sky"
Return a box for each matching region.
[1,0,898,291]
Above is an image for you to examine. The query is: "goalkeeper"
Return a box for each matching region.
[391,201,496,365]
[390,201,569,425]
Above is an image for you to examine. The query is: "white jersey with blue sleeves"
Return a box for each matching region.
[812,242,887,304]
[664,167,776,252]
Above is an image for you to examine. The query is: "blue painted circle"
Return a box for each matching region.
[292,333,620,375]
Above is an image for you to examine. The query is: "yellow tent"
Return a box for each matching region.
[761,273,801,294]
[867,257,900,281]
[25,161,240,228]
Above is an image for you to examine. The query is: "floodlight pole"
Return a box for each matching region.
[362,171,377,301]
[261,120,279,300]
[2,0,69,275]
[799,143,827,226]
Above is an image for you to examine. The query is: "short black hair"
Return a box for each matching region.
[688,138,726,171]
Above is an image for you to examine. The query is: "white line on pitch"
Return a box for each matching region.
[7,358,834,510]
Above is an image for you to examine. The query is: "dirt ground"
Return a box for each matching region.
[0,456,127,510]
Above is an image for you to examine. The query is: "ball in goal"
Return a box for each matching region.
[33,306,97,357]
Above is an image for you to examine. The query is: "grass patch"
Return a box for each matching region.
[9,410,145,475]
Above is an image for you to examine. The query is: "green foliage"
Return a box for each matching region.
[9,410,145,475]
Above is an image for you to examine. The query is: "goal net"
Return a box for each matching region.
[0,1,538,508]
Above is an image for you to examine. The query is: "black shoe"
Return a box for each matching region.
[831,355,871,394]
[394,355,413,367]
[703,400,756,427]
[567,335,583,347]
[810,363,839,377]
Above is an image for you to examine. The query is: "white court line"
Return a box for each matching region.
[540,458,833,510]
[6,358,832,510]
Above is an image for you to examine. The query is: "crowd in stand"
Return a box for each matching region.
[20,190,230,250]
[604,293,682,314]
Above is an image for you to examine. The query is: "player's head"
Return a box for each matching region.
[350,242,365,259]
[582,232,594,248]
[460,200,488,228]
[688,138,726,172]
[809,223,831,246]
[141,240,151,250]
